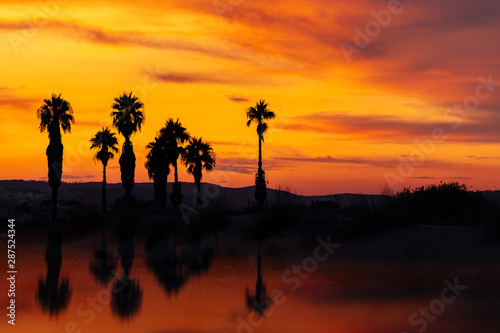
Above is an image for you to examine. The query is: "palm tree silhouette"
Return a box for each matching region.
[183,137,216,205]
[160,119,190,208]
[37,94,75,222]
[246,100,275,206]
[111,92,145,200]
[145,130,170,208]
[90,127,119,213]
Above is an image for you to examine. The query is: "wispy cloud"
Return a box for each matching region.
[0,95,39,109]
[0,19,245,61]
[225,95,252,103]
[278,155,393,168]
[38,175,94,180]
[410,176,436,180]
[154,72,268,86]
[467,155,492,160]
[282,112,500,143]
[63,175,95,180]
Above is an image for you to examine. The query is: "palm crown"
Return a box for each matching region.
[90,127,119,167]
[37,94,75,138]
[183,137,216,181]
[246,99,276,139]
[111,92,145,140]
[160,118,190,160]
[145,133,170,180]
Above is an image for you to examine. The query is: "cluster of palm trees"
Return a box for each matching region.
[90,95,216,211]
[37,92,275,219]
[144,118,216,209]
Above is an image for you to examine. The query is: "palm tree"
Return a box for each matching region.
[111,92,145,200]
[183,137,216,205]
[37,94,75,222]
[145,130,170,208]
[160,119,190,208]
[90,127,119,213]
[246,100,275,206]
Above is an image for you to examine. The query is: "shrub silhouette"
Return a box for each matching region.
[395,182,487,223]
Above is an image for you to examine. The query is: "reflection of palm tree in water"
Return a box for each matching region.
[184,231,215,277]
[110,211,142,319]
[145,228,188,296]
[246,242,272,316]
[37,227,72,316]
[90,230,117,286]
[145,227,215,296]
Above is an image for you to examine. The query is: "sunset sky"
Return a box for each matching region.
[1,0,500,195]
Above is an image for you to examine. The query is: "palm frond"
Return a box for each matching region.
[36,94,74,135]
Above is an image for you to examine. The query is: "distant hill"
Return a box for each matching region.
[2,180,500,210]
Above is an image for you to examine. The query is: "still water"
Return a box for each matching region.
[2,219,500,333]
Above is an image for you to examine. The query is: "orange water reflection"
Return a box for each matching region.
[1,228,499,333]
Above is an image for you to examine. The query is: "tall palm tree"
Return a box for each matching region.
[37,94,75,222]
[111,92,145,200]
[90,127,119,213]
[246,100,275,206]
[145,130,170,208]
[160,119,190,208]
[183,137,216,205]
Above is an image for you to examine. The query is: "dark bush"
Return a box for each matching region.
[394,182,487,224]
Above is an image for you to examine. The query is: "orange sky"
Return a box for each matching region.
[1,0,500,195]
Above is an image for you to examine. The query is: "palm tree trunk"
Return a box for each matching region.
[120,137,135,201]
[258,135,263,171]
[170,159,183,208]
[165,175,168,208]
[102,163,107,213]
[47,132,63,223]
[174,159,179,184]
[196,179,202,205]
[255,134,267,206]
